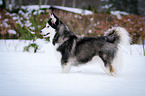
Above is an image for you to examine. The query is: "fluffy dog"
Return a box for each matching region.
[40,13,130,75]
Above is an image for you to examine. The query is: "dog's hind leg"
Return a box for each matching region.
[105,63,114,76]
[99,52,115,75]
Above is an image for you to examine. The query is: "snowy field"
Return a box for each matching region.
[0,39,145,96]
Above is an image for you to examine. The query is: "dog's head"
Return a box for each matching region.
[40,13,74,45]
[40,13,59,39]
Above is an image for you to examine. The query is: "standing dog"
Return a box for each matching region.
[40,13,130,75]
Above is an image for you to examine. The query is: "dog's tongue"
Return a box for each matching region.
[43,36,45,39]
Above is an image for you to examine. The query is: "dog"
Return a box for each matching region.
[40,13,130,75]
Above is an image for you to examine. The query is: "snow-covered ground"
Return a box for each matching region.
[0,39,145,96]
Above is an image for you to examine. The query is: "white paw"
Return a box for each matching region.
[62,64,71,73]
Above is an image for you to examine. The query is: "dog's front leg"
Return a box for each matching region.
[60,49,71,73]
[61,62,71,73]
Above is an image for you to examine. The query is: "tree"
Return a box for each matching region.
[73,0,76,8]
[62,0,65,6]
[108,0,139,14]
[39,0,42,7]
[18,0,22,9]
[0,0,6,10]
[138,0,145,15]
[44,0,48,5]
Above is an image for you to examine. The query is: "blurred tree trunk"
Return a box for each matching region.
[1,0,6,10]
[44,0,48,5]
[11,0,15,6]
[73,0,76,8]
[62,0,65,6]
[18,0,22,9]
[138,0,145,15]
[108,0,139,15]
[39,0,42,8]
[8,0,15,11]
[5,0,9,9]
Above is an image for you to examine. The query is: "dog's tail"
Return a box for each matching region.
[104,27,131,46]
[104,27,131,75]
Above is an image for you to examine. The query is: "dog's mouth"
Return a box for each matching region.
[42,33,50,38]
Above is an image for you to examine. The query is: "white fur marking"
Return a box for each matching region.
[62,63,71,73]
[50,14,57,23]
[41,23,62,62]
[104,27,131,75]
[41,23,56,42]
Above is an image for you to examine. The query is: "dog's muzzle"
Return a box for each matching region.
[43,33,50,36]
[40,30,50,38]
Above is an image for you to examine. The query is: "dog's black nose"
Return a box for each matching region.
[40,30,42,33]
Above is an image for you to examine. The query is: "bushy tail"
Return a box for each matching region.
[104,27,131,75]
[105,27,131,46]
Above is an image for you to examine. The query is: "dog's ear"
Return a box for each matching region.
[48,13,60,28]
[50,13,57,24]
[50,13,60,24]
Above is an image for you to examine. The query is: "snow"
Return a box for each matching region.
[140,28,143,31]
[8,29,17,34]
[101,0,109,1]
[4,19,9,22]
[21,5,93,15]
[0,39,145,96]
[18,9,31,20]
[88,30,92,33]
[2,21,9,27]
[25,20,32,27]
[111,11,129,19]
[102,4,112,9]
[90,18,93,21]
[12,16,19,20]
[93,23,97,26]
[29,26,35,30]
[22,5,51,11]
[0,0,3,5]
[53,5,93,15]
[9,13,17,17]
[16,19,24,27]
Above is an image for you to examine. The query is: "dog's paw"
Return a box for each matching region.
[62,64,71,73]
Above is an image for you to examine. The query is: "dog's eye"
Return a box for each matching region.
[47,26,49,28]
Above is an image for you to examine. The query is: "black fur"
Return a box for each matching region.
[57,36,76,64]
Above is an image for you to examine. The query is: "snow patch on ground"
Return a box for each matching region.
[8,29,17,34]
[110,11,129,19]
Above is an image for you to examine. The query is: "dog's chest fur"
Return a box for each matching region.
[51,43,62,62]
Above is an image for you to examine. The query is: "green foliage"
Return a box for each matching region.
[16,9,48,53]
[16,23,34,40]
[29,10,47,38]
[16,23,37,53]
[40,8,48,14]
[24,43,38,53]
[21,8,28,13]
[6,8,20,14]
